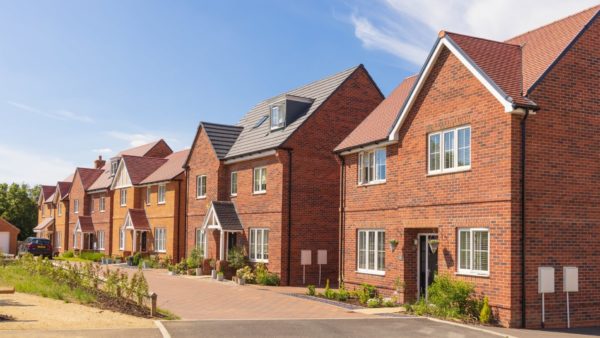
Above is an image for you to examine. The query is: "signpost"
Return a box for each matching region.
[538,267,555,328]
[300,250,311,285]
[317,250,327,286]
[563,267,578,328]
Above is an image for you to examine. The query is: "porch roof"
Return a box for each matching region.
[123,208,151,232]
[75,216,95,233]
[202,201,243,232]
[34,217,54,232]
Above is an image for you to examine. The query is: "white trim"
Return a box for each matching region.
[356,229,385,275]
[119,228,125,250]
[157,183,166,205]
[389,36,517,141]
[230,171,238,196]
[110,160,133,189]
[196,175,207,199]
[223,150,277,165]
[249,228,269,263]
[457,227,490,277]
[146,186,151,205]
[154,228,167,253]
[417,233,438,300]
[339,140,396,156]
[253,167,267,194]
[119,189,127,207]
[73,199,79,214]
[99,196,106,212]
[428,125,471,175]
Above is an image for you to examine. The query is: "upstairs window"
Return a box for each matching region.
[158,184,166,204]
[111,160,119,176]
[358,148,386,185]
[231,172,238,196]
[74,199,79,214]
[253,167,267,194]
[429,126,471,174]
[99,196,105,212]
[58,202,62,216]
[270,106,284,130]
[196,175,207,198]
[120,189,127,207]
[146,186,151,205]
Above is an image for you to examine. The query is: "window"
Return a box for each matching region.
[74,199,79,214]
[358,148,386,184]
[249,228,269,262]
[429,126,471,174]
[97,231,105,250]
[158,184,166,204]
[119,229,125,250]
[55,231,62,248]
[120,189,127,206]
[270,106,285,130]
[99,196,105,212]
[41,205,45,217]
[154,228,166,253]
[254,115,268,129]
[196,175,207,198]
[253,167,267,193]
[195,228,205,254]
[73,231,78,249]
[146,186,151,205]
[111,160,119,176]
[58,202,62,216]
[230,172,238,196]
[457,228,489,276]
[357,229,385,275]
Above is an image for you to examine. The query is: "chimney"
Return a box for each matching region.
[94,155,106,169]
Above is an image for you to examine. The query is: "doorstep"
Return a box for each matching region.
[351,307,406,315]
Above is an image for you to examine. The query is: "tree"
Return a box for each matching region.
[0,183,40,240]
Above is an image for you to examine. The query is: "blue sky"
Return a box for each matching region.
[0,0,596,184]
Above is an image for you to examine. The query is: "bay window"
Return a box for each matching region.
[429,126,470,174]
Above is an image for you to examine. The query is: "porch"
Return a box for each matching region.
[199,201,244,261]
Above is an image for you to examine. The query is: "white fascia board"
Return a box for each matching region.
[110,160,132,190]
[339,140,397,156]
[389,36,515,141]
[223,150,277,165]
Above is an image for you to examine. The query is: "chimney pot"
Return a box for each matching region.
[94,155,106,169]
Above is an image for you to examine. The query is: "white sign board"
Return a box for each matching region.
[317,250,327,265]
[538,267,555,293]
[563,267,578,292]
[300,250,311,266]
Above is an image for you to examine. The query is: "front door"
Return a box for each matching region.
[418,234,438,299]
[140,232,147,252]
[227,233,237,252]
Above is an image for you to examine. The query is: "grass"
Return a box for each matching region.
[0,264,96,304]
[54,256,89,263]
[157,307,180,320]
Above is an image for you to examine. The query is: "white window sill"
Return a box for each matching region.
[250,259,269,263]
[158,202,166,205]
[231,194,237,197]
[196,196,206,200]
[253,191,266,195]
[356,269,386,276]
[428,166,471,176]
[100,210,105,213]
[455,271,489,278]
[155,250,167,253]
[120,205,127,207]
[357,180,386,187]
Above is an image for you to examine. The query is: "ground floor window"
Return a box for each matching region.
[249,228,269,262]
[55,231,62,248]
[457,228,489,276]
[195,228,205,254]
[97,231,105,250]
[73,232,78,249]
[357,229,385,274]
[154,228,166,253]
[119,229,125,250]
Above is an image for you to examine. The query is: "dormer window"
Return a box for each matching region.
[270,106,285,130]
[111,160,119,176]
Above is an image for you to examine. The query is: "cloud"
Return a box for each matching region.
[0,144,75,185]
[349,0,599,65]
[107,131,161,147]
[92,148,113,154]
[6,100,94,123]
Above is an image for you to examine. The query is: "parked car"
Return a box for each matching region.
[19,237,53,259]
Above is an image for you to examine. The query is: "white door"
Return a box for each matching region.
[0,232,10,254]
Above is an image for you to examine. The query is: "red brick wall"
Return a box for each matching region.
[522,18,600,329]
[342,48,517,326]
[90,191,112,255]
[67,170,91,251]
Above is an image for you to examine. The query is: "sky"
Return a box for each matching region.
[0,0,596,185]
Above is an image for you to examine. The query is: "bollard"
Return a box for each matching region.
[150,292,157,317]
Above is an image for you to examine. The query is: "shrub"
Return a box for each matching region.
[367,298,381,308]
[62,251,74,258]
[324,279,336,299]
[236,266,255,283]
[427,274,479,319]
[188,247,203,269]
[131,253,142,266]
[227,246,247,270]
[336,283,349,301]
[79,251,104,262]
[479,296,492,324]
[307,284,316,296]
[254,263,280,286]
[382,298,396,307]
[356,283,378,305]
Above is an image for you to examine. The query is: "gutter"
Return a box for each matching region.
[183,166,190,260]
[176,179,182,262]
[280,147,293,286]
[337,154,346,285]
[520,109,530,328]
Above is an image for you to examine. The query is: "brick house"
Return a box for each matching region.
[0,218,20,255]
[185,65,383,285]
[34,185,57,241]
[51,180,72,254]
[335,6,599,329]
[109,146,187,261]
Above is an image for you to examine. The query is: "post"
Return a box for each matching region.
[219,230,225,260]
[133,230,137,253]
[303,265,305,285]
[566,292,570,328]
[542,293,545,327]
[150,292,157,317]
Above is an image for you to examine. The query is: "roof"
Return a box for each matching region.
[40,185,56,203]
[203,122,243,159]
[87,161,113,192]
[34,217,54,231]
[124,209,151,231]
[0,218,20,233]
[225,65,363,159]
[506,5,600,93]
[75,216,94,233]
[335,75,417,152]
[120,155,168,185]
[62,173,74,182]
[117,139,172,157]
[141,149,190,184]
[210,201,244,231]
[56,181,72,200]
[76,168,103,191]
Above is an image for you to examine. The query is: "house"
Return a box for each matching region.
[185,65,384,285]
[68,167,103,251]
[34,185,57,241]
[51,179,72,254]
[335,5,600,328]
[109,147,187,261]
[0,218,20,255]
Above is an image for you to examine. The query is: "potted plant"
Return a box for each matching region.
[115,256,122,264]
[389,239,399,251]
[167,263,176,276]
[127,256,134,266]
[217,271,224,282]
[210,259,217,279]
[428,239,439,254]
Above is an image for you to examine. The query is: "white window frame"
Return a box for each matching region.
[195,228,206,256]
[58,202,62,216]
[120,189,127,207]
[253,167,267,194]
[146,186,151,205]
[428,125,471,175]
[99,196,105,212]
[154,228,166,253]
[457,228,490,276]
[111,161,119,176]
[196,175,207,199]
[55,231,62,248]
[73,231,78,249]
[270,106,285,130]
[357,148,386,185]
[357,229,385,275]
[119,228,125,250]
[74,199,79,214]
[249,228,269,263]
[158,184,166,205]
[97,231,105,250]
[230,172,238,196]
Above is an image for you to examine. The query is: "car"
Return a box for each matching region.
[19,237,53,259]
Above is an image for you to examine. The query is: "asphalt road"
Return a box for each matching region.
[160,318,499,338]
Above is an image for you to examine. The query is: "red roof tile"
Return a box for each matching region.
[335,75,416,151]
[76,168,103,191]
[75,216,95,233]
[57,181,72,200]
[126,209,151,231]
[121,156,168,185]
[40,185,56,201]
[0,218,20,233]
[117,139,172,157]
[141,149,190,184]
